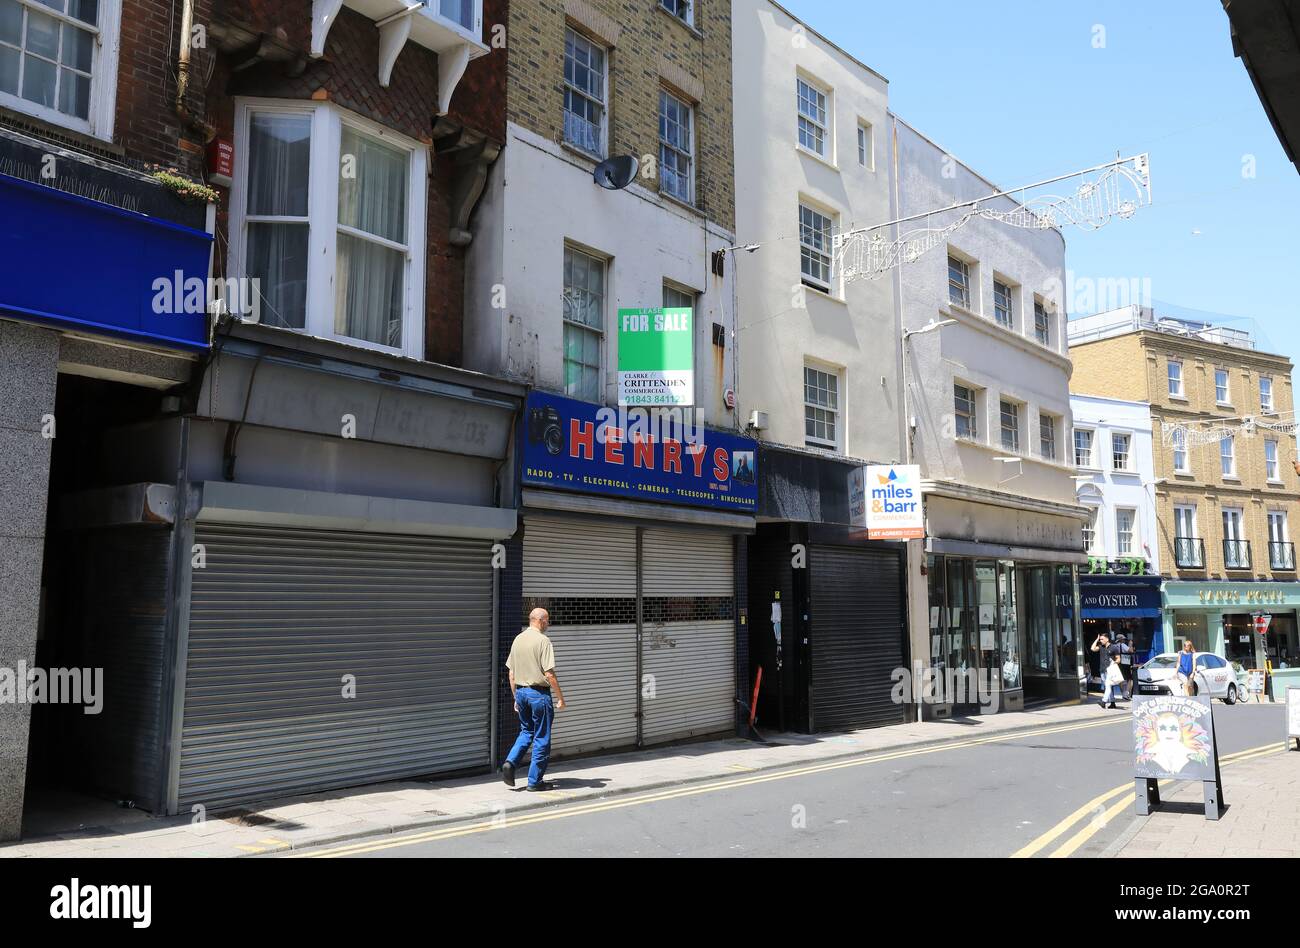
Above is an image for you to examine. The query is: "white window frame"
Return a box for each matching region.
[1074,427,1096,469]
[803,362,841,451]
[1000,399,1021,452]
[1033,297,1051,346]
[1220,434,1237,478]
[1223,506,1247,569]
[798,200,835,292]
[563,244,607,404]
[0,0,121,140]
[1266,439,1281,481]
[1172,426,1190,474]
[796,74,830,159]
[1168,360,1184,398]
[1175,504,1201,568]
[1111,431,1133,472]
[1039,412,1057,461]
[658,0,693,27]
[1214,368,1231,405]
[1082,506,1100,554]
[993,278,1015,329]
[563,27,608,158]
[228,98,428,360]
[948,253,971,310]
[1269,510,1289,544]
[658,88,694,204]
[856,120,873,169]
[954,382,979,441]
[1116,507,1137,556]
[1261,376,1275,413]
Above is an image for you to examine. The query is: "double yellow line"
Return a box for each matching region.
[295,716,1122,858]
[1012,742,1285,859]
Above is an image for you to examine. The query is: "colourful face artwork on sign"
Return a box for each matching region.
[1132,695,1217,780]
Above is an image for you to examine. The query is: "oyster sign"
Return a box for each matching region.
[865,465,924,540]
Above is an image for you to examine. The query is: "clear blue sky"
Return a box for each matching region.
[783,0,1300,361]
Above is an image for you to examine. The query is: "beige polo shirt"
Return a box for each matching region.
[507,627,556,688]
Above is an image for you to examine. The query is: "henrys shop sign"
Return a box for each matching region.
[522,391,757,512]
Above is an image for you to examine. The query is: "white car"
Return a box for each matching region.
[1136,652,1241,704]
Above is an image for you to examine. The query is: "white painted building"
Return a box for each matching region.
[463,121,737,428]
[1070,394,1160,571]
[731,0,900,464]
[891,115,1089,709]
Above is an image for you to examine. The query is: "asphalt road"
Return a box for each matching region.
[296,703,1287,858]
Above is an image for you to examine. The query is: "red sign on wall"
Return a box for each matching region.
[1255,614,1272,636]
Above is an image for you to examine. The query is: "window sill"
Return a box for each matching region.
[1216,402,1233,409]
[1222,476,1242,483]
[658,189,703,217]
[795,143,839,172]
[1075,466,1103,475]
[1267,480,1286,487]
[560,140,605,167]
[656,5,704,40]
[1168,395,1190,403]
[802,282,847,305]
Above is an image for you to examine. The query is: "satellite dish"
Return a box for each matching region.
[594,155,639,190]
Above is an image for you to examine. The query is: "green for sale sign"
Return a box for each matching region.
[617,307,694,407]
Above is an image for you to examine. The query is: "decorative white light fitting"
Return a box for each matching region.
[834,154,1152,284]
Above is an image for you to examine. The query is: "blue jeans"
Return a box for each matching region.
[506,687,554,787]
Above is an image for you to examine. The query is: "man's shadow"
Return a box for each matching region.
[510,777,611,792]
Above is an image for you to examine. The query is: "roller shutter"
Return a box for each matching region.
[809,545,906,731]
[522,517,638,755]
[640,528,735,745]
[178,524,492,811]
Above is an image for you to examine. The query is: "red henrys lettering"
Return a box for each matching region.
[713,447,729,481]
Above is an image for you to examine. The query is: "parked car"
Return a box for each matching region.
[1136,652,1240,704]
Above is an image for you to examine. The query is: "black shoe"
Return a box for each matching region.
[1107,703,1118,709]
[526,781,555,792]
[501,761,515,787]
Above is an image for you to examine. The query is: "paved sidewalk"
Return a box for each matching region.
[1114,746,1300,858]
[1,700,1109,858]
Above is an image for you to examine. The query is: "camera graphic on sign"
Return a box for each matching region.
[528,404,565,456]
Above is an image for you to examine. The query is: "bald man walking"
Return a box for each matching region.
[502,608,566,791]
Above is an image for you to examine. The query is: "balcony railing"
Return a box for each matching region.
[1223,540,1252,571]
[1174,537,1205,569]
[1269,541,1296,571]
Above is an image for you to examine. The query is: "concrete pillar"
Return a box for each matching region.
[0,321,58,841]
[1209,610,1226,657]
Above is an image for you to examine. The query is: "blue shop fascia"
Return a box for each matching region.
[1072,562,1165,669]
[513,390,759,761]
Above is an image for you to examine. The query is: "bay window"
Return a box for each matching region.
[231,100,428,358]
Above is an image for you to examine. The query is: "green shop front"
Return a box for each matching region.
[1162,582,1300,674]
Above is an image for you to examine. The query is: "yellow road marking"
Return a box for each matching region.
[235,845,265,853]
[295,716,1123,858]
[1016,741,1284,859]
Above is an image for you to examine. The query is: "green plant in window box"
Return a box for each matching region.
[1122,556,1147,576]
[151,169,219,205]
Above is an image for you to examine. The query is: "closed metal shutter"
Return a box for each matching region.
[522,517,637,755]
[179,524,492,811]
[809,545,906,731]
[640,528,735,745]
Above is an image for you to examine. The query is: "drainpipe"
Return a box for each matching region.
[176,0,216,142]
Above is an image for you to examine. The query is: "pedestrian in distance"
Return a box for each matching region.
[1116,632,1134,700]
[1091,631,1123,709]
[1176,639,1196,697]
[502,608,567,792]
